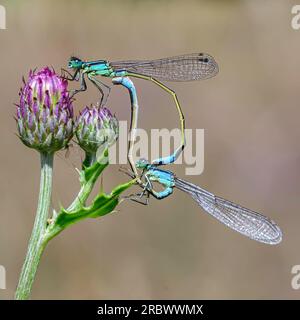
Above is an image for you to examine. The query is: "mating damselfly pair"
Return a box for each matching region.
[62,53,218,176]
[63,53,282,245]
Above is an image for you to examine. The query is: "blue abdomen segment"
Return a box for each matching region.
[154,187,173,199]
[146,167,175,200]
[112,76,135,91]
[139,165,176,200]
[153,170,175,186]
[152,144,184,166]
[112,77,138,106]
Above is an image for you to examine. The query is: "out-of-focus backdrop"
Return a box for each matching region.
[0,0,300,299]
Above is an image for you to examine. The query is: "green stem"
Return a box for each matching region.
[44,154,110,241]
[15,152,54,300]
[82,151,96,168]
[68,150,108,211]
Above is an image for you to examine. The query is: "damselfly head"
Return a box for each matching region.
[136,158,150,169]
[68,56,83,69]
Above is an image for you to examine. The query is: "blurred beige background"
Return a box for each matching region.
[0,0,300,299]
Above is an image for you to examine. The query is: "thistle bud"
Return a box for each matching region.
[75,105,119,155]
[16,67,74,153]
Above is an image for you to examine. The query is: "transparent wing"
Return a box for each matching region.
[174,177,282,245]
[110,53,218,81]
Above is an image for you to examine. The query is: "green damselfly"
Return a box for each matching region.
[122,159,282,245]
[62,53,218,168]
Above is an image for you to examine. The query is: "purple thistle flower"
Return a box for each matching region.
[75,105,119,154]
[16,67,74,153]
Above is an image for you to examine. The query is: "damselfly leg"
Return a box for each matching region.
[87,74,111,106]
[61,68,80,81]
[62,68,109,105]
[68,70,88,100]
[119,166,148,205]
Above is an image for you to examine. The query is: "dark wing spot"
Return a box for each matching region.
[199,57,210,63]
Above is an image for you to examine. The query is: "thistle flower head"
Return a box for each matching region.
[75,105,119,154]
[16,67,74,153]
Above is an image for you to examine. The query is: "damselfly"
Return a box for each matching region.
[62,53,219,167]
[122,159,282,245]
